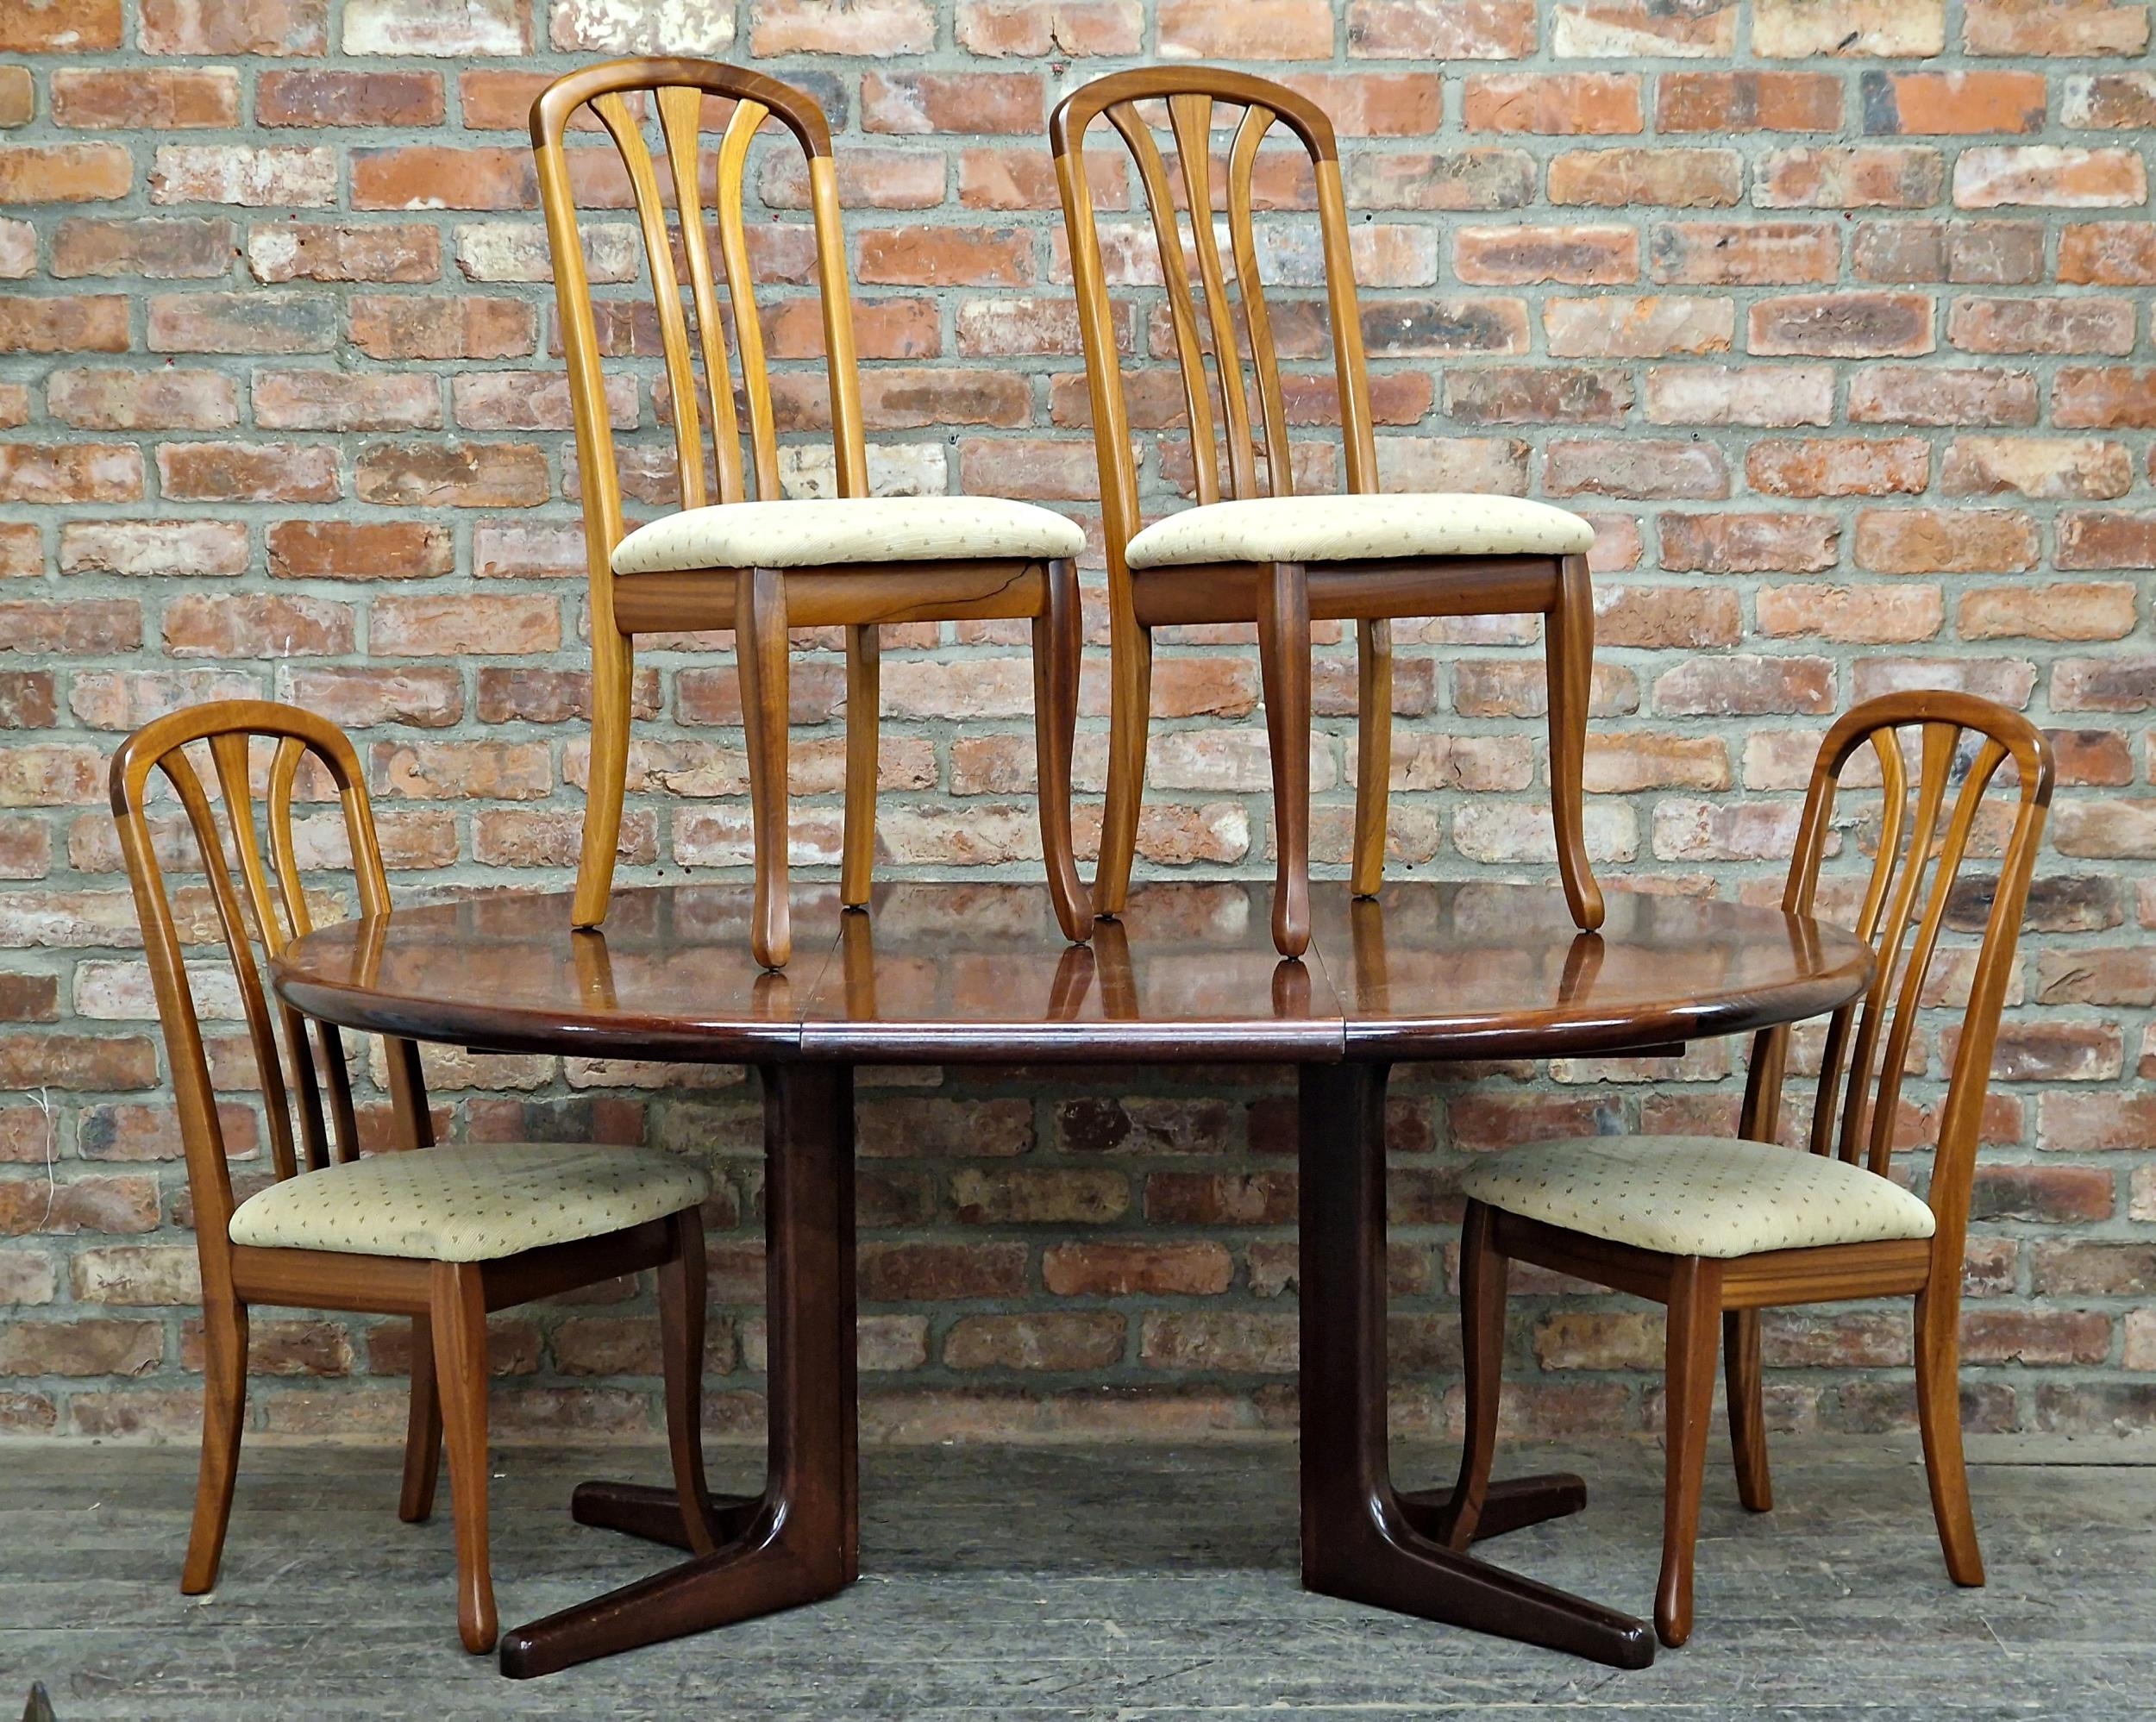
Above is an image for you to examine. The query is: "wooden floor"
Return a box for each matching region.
[3,1436,2150,1719]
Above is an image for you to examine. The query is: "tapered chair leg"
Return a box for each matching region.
[841,622,880,910]
[181,1299,248,1594]
[1351,617,1393,900]
[1657,1258,1721,1649]
[1545,552,1603,934]
[1724,1309,1771,1512]
[1094,610,1152,920]
[1915,1286,1984,1586]
[1032,557,1092,943]
[658,1208,719,1557]
[432,1262,498,1655]
[736,568,793,970]
[1440,1200,1507,1550]
[1255,561,1313,960]
[573,623,636,930]
[399,1312,442,1525]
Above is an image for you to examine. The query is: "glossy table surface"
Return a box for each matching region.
[273,879,1871,1065]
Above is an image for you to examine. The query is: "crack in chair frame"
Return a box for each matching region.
[1050,65,1602,959]
[110,700,715,1657]
[1442,688,2056,1650]
[532,58,1091,970]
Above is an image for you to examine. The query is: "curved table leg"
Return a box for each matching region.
[1298,1062,1655,1670]
[501,1062,859,1678]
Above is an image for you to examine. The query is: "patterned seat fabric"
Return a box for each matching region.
[228,1142,712,1263]
[610,495,1086,575]
[1457,1135,1937,1261]
[1122,492,1595,571]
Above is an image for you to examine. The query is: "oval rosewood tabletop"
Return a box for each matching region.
[273,879,1871,1064]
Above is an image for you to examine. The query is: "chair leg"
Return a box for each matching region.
[841,622,880,910]
[399,1313,442,1525]
[573,621,635,930]
[1915,1286,1984,1586]
[1032,557,1093,943]
[1724,1308,1772,1512]
[1657,1257,1722,1649]
[1545,551,1604,933]
[1094,611,1152,920]
[1440,1199,1507,1550]
[431,1261,498,1655]
[181,1297,248,1594]
[1351,617,1393,900]
[736,567,793,970]
[658,1207,719,1558]
[1255,561,1313,960]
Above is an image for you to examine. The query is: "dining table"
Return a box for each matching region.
[270,876,1872,1677]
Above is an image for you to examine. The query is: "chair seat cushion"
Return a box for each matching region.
[1123,492,1595,571]
[227,1142,711,1263]
[611,496,1085,575]
[1457,1135,1937,1260]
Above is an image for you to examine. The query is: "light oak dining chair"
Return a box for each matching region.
[533,59,1092,969]
[1051,66,1602,959]
[111,701,719,1656]
[1444,690,2054,1649]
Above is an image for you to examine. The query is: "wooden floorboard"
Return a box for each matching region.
[2,1438,2151,1718]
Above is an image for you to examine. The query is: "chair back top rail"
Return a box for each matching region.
[1051,66,1379,582]
[109,701,436,1271]
[531,59,866,591]
[1739,689,2053,1255]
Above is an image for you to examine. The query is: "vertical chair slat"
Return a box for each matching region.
[712,97,778,502]
[1167,92,1257,503]
[594,91,707,513]
[657,85,749,509]
[1108,102,1220,506]
[1805,734,1905,1158]
[1226,103,1289,497]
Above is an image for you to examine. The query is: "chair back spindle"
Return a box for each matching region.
[110,703,434,1287]
[1053,67,1379,582]
[1738,691,2053,1259]
[532,59,866,585]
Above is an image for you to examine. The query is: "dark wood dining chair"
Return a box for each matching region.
[1051,66,1602,959]
[1444,690,2055,1649]
[533,58,1091,968]
[111,700,720,1655]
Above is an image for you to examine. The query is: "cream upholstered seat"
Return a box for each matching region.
[1457,1135,1936,1260]
[611,495,1086,576]
[1123,492,1595,572]
[228,1142,711,1263]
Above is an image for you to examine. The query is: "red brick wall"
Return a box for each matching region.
[1,0,2153,1444]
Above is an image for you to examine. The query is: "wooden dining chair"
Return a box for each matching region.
[1051,66,1602,960]
[533,59,1092,969]
[110,700,721,1656]
[1444,690,2055,1649]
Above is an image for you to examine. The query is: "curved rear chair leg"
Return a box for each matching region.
[1032,558,1093,942]
[1545,552,1603,933]
[573,623,636,929]
[400,1312,442,1525]
[1255,562,1312,960]
[1439,1200,1506,1550]
[1094,609,1152,920]
[432,1262,497,1655]
[841,623,880,911]
[736,569,793,970]
[1915,1285,1984,1586]
[1724,1309,1772,1512]
[1351,617,1393,900]
[182,1299,248,1594]
[659,1207,719,1557]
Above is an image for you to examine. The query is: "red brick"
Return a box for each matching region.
[2052,654,2156,711]
[281,665,463,729]
[0,599,139,654]
[857,226,1032,288]
[351,147,534,212]
[1853,219,2045,285]
[141,0,326,54]
[1758,584,1943,644]
[1345,0,1537,57]
[371,595,560,657]
[348,0,524,53]
[1848,366,2037,427]
[1749,292,1934,358]
[1546,438,1727,500]
[354,441,549,508]
[60,519,248,578]
[1547,147,1741,208]
[1747,436,1928,497]
[1649,221,1838,285]
[1755,0,1944,56]
[248,222,440,284]
[1453,225,1635,285]
[1463,73,1640,135]
[348,295,533,361]
[1758,146,1943,210]
[1659,512,1839,573]
[752,0,935,55]
[1957,147,2147,210]
[862,72,1043,135]
[157,441,336,503]
[2059,222,2156,285]
[0,296,128,354]
[1942,436,2132,501]
[945,1312,1125,1371]
[1159,0,1332,57]
[1544,296,1731,358]
[163,593,353,658]
[1643,364,1832,427]
[0,444,141,504]
[1965,0,2147,54]
[1854,508,2038,574]
[1962,584,2139,642]
[52,66,237,129]
[47,366,235,430]
[147,292,335,354]
[1653,654,1835,717]
[1344,148,1536,211]
[0,143,131,204]
[1948,296,2135,356]
[2052,368,2156,430]
[2058,510,2156,569]
[372,738,550,801]
[0,70,28,129]
[954,0,1141,56]
[257,69,442,128]
[1861,70,2046,135]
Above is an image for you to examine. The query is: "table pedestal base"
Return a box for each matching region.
[1299,1062,1655,1670]
[499,1065,859,1680]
